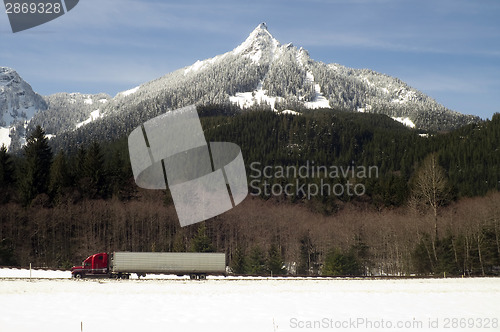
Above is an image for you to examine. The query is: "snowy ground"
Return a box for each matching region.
[1,269,499,332]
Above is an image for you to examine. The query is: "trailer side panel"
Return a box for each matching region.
[111,252,226,274]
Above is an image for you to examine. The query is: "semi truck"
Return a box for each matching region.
[71,252,226,280]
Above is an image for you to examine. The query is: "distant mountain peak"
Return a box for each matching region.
[233,23,281,63]
[2,24,482,151]
[0,67,48,150]
[0,67,20,88]
[113,24,479,132]
[257,22,268,30]
[0,66,14,74]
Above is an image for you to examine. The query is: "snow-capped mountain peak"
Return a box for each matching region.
[233,22,281,63]
[84,24,479,132]
[1,24,481,151]
[0,67,47,150]
[0,67,46,126]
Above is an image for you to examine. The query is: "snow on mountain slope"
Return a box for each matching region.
[78,23,479,134]
[2,24,482,151]
[0,126,11,149]
[0,68,114,150]
[281,109,301,115]
[233,22,280,64]
[76,109,102,129]
[183,54,228,75]
[27,92,112,137]
[304,72,330,109]
[116,86,140,97]
[392,116,416,128]
[0,67,47,150]
[229,81,283,109]
[0,67,46,127]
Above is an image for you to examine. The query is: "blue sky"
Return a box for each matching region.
[1,0,499,119]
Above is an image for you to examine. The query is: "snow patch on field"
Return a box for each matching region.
[392,116,416,128]
[0,268,70,279]
[0,126,11,149]
[0,275,499,332]
[83,98,93,105]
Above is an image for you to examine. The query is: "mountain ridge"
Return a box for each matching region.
[0,67,47,150]
[89,23,480,130]
[1,23,480,151]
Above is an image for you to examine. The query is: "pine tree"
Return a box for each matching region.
[20,126,53,204]
[172,231,186,252]
[75,146,86,179]
[0,144,14,187]
[107,149,127,197]
[190,223,214,252]
[267,242,286,276]
[82,142,106,198]
[0,144,15,203]
[49,150,71,201]
[230,246,247,274]
[322,248,361,276]
[0,238,17,266]
[247,246,266,275]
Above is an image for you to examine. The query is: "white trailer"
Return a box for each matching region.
[111,252,226,279]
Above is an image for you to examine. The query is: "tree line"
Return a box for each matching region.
[0,109,499,276]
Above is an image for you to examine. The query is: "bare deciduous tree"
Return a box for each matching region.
[412,153,450,259]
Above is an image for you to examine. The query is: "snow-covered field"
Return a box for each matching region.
[1,269,499,332]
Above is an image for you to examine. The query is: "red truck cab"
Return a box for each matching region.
[71,252,109,278]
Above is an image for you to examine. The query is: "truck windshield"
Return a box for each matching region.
[83,257,92,267]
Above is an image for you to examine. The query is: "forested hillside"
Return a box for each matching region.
[0,108,499,276]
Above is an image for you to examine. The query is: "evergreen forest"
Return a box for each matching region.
[1,106,499,277]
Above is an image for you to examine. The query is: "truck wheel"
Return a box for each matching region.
[199,274,207,280]
[189,274,197,280]
[121,274,130,279]
[73,273,83,279]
